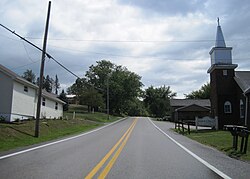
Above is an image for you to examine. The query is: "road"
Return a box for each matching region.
[0,117,249,178]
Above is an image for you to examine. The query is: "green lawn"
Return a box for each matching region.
[186,130,250,161]
[0,105,121,152]
[64,105,120,123]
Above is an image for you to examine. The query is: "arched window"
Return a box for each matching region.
[224,101,232,113]
[240,100,245,118]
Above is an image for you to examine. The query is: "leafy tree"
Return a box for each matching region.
[85,60,114,90]
[67,78,87,101]
[123,98,149,116]
[144,85,176,117]
[68,60,144,115]
[108,65,143,115]
[59,89,68,111]
[185,82,210,99]
[80,87,105,112]
[22,69,36,84]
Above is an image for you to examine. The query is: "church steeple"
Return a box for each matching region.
[208,18,235,70]
[215,18,226,47]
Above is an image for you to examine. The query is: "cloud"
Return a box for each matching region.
[118,0,207,16]
[1,0,250,98]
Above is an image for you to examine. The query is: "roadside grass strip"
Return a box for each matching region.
[85,118,138,179]
[148,118,232,179]
[0,118,126,160]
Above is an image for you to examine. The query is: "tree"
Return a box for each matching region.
[22,69,36,84]
[185,82,210,99]
[44,75,53,93]
[85,60,114,90]
[80,87,105,112]
[59,89,68,111]
[68,60,144,115]
[144,85,176,117]
[54,75,60,94]
[108,65,143,115]
[67,78,87,103]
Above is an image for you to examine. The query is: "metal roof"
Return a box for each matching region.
[215,24,226,47]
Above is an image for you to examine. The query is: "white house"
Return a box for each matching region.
[0,64,65,122]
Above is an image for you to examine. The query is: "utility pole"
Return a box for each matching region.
[35,1,51,137]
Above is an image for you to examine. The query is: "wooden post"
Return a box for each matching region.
[35,1,51,137]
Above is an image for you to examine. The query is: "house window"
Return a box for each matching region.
[224,101,232,113]
[42,98,46,106]
[24,86,28,92]
[55,102,58,110]
[223,70,228,76]
[240,100,245,118]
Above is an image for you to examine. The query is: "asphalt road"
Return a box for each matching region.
[0,117,249,178]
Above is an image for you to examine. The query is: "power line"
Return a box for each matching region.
[48,44,250,61]
[25,37,250,43]
[0,23,104,92]
[11,60,40,70]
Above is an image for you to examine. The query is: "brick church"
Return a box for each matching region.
[208,20,250,129]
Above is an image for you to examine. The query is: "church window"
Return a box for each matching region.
[240,100,245,118]
[223,70,227,76]
[224,101,232,113]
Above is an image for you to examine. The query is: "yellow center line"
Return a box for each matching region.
[98,118,138,179]
[84,118,137,179]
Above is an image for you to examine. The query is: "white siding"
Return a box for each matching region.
[40,97,63,119]
[11,81,37,121]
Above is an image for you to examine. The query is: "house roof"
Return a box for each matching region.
[42,90,65,104]
[175,104,211,112]
[234,71,250,94]
[0,64,38,89]
[170,99,211,107]
[0,64,65,104]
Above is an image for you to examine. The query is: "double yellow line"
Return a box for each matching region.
[85,118,138,179]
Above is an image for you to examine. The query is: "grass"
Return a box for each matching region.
[0,105,121,152]
[64,105,120,123]
[175,128,250,161]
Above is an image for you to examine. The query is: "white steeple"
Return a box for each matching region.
[209,18,233,65]
[207,18,237,73]
[215,18,226,47]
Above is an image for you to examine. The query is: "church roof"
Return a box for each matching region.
[215,19,226,47]
[234,71,250,94]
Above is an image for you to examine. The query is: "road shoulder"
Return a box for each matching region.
[151,119,250,179]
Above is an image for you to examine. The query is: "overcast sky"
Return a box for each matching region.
[1,0,250,98]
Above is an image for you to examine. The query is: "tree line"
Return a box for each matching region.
[22,69,60,94]
[67,60,176,117]
[22,60,210,117]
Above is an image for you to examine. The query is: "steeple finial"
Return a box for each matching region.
[215,18,226,47]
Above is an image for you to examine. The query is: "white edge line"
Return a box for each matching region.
[148,118,232,179]
[0,118,126,160]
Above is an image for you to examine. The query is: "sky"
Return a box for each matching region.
[1,0,250,98]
